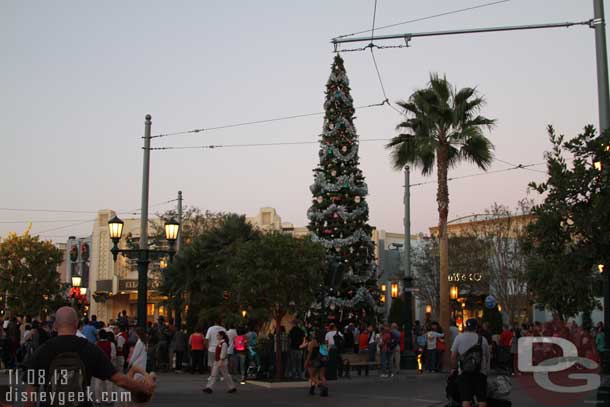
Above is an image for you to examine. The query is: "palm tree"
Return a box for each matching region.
[386,74,495,346]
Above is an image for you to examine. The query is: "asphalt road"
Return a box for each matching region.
[0,370,604,406]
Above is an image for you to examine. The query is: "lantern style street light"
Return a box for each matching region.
[108,215,180,328]
[79,287,87,296]
[450,286,459,300]
[71,276,82,288]
[391,282,399,299]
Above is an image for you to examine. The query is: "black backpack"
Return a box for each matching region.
[45,352,88,406]
[333,332,344,353]
[460,335,483,373]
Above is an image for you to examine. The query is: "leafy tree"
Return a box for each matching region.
[386,74,495,337]
[307,54,379,323]
[413,235,490,321]
[0,229,66,317]
[230,232,326,380]
[160,214,259,330]
[474,202,532,323]
[524,125,610,320]
[412,238,440,320]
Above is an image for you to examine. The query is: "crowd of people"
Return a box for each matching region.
[1,308,605,406]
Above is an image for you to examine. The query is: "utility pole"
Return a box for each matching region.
[594,0,610,135]
[402,166,417,369]
[137,114,152,328]
[175,190,183,329]
[593,0,610,391]
[177,191,183,254]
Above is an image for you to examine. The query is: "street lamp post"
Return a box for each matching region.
[108,215,179,328]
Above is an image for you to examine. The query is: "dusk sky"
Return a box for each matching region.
[1,0,605,241]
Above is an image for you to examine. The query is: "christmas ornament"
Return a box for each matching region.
[354,196,361,203]
[317,196,324,204]
[341,146,348,153]
[331,170,337,177]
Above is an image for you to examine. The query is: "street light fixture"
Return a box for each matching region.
[71,276,81,288]
[164,218,180,242]
[241,309,247,318]
[450,286,459,300]
[107,215,180,328]
[391,282,399,299]
[425,304,432,314]
[79,287,87,296]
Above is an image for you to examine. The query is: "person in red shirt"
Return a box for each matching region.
[189,327,205,374]
[498,325,513,373]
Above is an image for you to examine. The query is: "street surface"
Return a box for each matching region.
[0,370,603,406]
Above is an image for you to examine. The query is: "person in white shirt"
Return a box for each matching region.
[450,319,490,407]
[226,326,238,373]
[205,321,226,372]
[324,323,343,348]
[129,327,148,374]
[424,322,444,373]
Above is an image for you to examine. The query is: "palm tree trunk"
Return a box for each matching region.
[436,142,451,370]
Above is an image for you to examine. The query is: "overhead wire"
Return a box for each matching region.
[333,0,511,40]
[366,0,403,115]
[151,102,387,140]
[148,138,391,151]
[0,198,179,231]
[409,162,546,187]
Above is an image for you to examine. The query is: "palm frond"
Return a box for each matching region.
[459,132,495,170]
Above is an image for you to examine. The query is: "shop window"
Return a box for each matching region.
[147,303,155,316]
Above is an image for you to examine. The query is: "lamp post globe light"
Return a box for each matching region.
[107,215,180,328]
[71,275,82,288]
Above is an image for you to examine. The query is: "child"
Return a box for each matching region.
[203,331,237,394]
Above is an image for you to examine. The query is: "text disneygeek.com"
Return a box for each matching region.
[5,386,132,404]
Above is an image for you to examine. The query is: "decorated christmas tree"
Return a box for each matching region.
[307,54,382,325]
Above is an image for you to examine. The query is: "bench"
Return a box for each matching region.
[340,352,381,377]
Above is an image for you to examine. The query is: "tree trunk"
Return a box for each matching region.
[436,142,451,370]
[274,315,283,381]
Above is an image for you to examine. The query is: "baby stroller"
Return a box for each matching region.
[446,372,512,407]
[245,346,260,379]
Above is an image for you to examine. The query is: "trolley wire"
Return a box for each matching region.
[151,101,387,139]
[410,162,546,187]
[148,138,391,151]
[334,0,511,40]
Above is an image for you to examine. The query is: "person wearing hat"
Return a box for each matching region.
[450,318,490,407]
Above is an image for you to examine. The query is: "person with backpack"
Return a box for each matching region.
[23,306,154,405]
[450,318,490,407]
[234,328,248,383]
[324,323,344,378]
